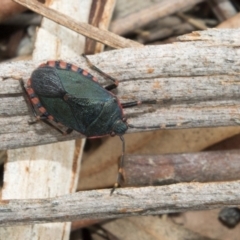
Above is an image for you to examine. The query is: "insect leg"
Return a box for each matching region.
[111,135,125,195]
[42,119,73,135]
[82,54,119,91]
[122,99,157,108]
[128,121,190,130]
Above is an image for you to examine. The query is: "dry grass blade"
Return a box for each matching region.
[13,0,142,49]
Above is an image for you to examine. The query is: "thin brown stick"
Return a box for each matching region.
[120,150,240,187]
[13,0,142,49]
[85,0,117,54]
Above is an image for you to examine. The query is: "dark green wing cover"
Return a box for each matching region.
[57,69,112,100]
[38,68,123,136]
[66,96,123,136]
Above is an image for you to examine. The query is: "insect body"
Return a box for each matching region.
[25,60,128,137]
[22,55,176,192]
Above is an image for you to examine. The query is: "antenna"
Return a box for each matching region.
[128,122,183,129]
[111,135,125,195]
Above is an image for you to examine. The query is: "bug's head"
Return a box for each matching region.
[111,119,128,136]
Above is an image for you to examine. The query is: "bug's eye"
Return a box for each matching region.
[110,131,116,137]
[63,94,69,101]
[122,117,127,122]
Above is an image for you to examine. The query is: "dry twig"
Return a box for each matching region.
[13,0,141,49]
[1,29,240,150]
[1,181,240,227]
[121,150,240,187]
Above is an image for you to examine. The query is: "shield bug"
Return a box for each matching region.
[21,55,181,191]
